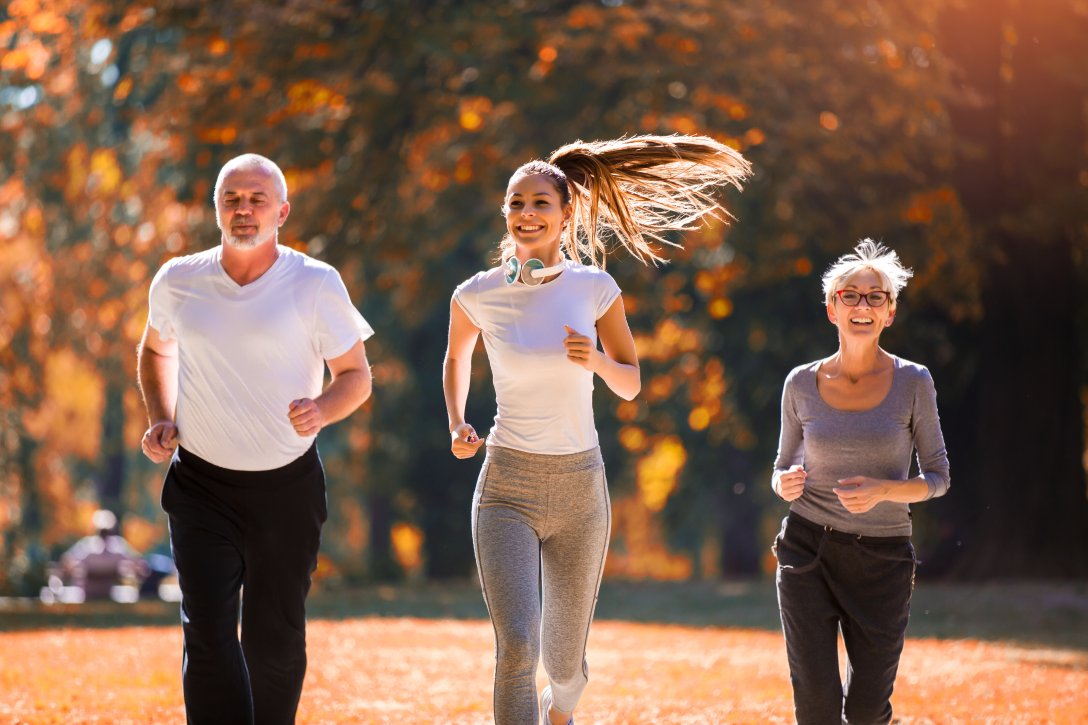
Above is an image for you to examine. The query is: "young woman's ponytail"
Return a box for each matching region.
[500,134,751,267]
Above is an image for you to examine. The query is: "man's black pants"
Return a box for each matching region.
[162,444,326,725]
[774,513,917,725]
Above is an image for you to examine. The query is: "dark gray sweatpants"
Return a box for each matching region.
[472,445,611,724]
[774,513,917,725]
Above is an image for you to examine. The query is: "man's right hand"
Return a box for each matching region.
[450,423,484,459]
[142,421,179,463]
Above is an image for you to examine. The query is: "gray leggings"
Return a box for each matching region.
[472,444,611,724]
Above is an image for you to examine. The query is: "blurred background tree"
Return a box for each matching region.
[1,0,1085,595]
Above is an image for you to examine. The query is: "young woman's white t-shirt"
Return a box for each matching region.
[148,245,374,471]
[453,260,621,455]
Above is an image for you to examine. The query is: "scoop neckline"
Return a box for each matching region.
[812,354,899,413]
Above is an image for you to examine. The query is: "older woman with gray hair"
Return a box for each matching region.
[770,239,950,724]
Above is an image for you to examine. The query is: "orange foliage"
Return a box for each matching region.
[284,79,346,115]
[197,125,237,144]
[458,96,493,132]
[340,499,369,553]
[903,186,959,225]
[743,127,766,146]
[1,0,1061,588]
[0,39,51,79]
[39,349,104,460]
[819,111,841,132]
[566,5,605,29]
[391,522,425,575]
[613,17,652,51]
[708,297,733,319]
[607,494,694,580]
[122,515,164,554]
[208,37,229,56]
[636,436,687,513]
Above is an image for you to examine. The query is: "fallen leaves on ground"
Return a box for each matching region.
[0,619,1085,724]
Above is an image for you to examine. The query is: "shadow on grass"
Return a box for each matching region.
[2,579,1086,651]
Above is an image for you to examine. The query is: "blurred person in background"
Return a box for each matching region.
[770,239,950,724]
[137,153,374,725]
[50,509,148,602]
[444,135,749,725]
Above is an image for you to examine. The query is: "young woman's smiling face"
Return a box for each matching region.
[504,173,569,260]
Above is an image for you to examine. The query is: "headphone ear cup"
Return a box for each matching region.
[503,257,520,285]
[520,258,545,286]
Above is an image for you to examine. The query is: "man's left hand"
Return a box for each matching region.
[288,398,324,437]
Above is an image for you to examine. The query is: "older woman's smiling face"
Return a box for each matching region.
[827,268,895,337]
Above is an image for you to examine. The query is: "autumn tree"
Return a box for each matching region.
[937,0,1088,577]
[1,0,204,592]
[2,0,1084,593]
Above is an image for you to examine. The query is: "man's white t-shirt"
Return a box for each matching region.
[453,260,621,455]
[148,245,374,471]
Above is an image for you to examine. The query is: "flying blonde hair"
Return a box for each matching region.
[499,134,751,267]
[821,239,914,306]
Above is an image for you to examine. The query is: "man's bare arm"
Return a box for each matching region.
[137,323,179,463]
[287,339,372,437]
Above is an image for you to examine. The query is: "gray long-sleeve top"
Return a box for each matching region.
[773,355,951,537]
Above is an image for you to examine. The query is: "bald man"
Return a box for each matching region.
[138,153,373,724]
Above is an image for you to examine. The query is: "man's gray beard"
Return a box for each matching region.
[223,228,275,249]
[224,234,259,249]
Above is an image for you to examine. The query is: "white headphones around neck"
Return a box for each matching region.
[503,257,565,287]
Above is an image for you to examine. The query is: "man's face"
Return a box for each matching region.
[215,167,289,249]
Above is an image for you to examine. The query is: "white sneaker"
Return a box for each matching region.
[539,686,573,725]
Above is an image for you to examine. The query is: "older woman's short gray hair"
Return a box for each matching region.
[821,239,913,306]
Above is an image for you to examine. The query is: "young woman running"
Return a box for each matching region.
[443,135,749,724]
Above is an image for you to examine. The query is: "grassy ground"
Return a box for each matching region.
[3,577,1087,649]
[1,579,1086,723]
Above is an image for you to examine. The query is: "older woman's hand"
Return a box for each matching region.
[774,464,807,501]
[833,476,889,514]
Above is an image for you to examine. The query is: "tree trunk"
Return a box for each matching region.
[961,238,1088,576]
[96,376,126,522]
[718,448,761,577]
[942,0,1088,577]
[366,491,400,581]
[3,435,46,595]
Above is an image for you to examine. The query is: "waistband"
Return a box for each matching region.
[175,443,320,488]
[788,511,911,545]
[484,444,603,474]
